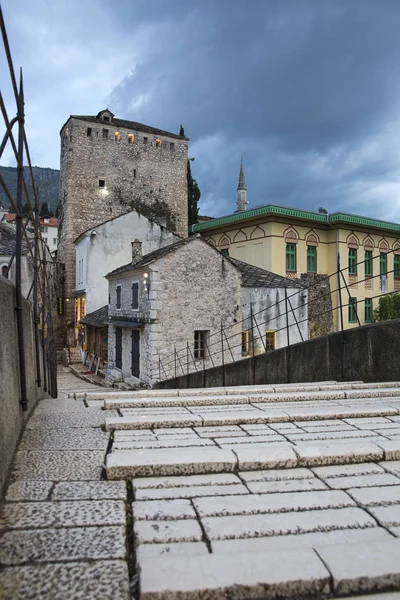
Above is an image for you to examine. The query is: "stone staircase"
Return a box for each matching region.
[87,380,400,599]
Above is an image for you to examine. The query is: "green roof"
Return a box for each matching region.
[192,204,400,234]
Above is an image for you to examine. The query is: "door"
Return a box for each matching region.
[131,329,140,378]
[115,327,122,370]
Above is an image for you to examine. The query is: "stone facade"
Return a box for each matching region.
[57,109,188,343]
[107,238,243,386]
[300,273,333,338]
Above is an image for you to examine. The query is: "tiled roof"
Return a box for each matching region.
[2,213,16,222]
[106,238,191,278]
[229,257,305,289]
[39,217,58,227]
[68,114,188,141]
[0,222,31,256]
[80,305,108,328]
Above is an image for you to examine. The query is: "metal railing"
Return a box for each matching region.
[158,248,400,385]
[0,7,57,404]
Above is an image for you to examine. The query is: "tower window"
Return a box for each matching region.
[99,180,106,188]
[103,116,110,122]
[115,132,121,142]
[65,127,69,138]
[133,169,136,178]
[143,137,148,144]
[155,139,162,147]
[170,142,175,150]
[128,134,134,144]
[87,127,92,137]
[102,129,109,139]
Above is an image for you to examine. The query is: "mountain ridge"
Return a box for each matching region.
[0,165,60,214]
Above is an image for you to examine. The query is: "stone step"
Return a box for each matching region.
[74,380,369,399]
[106,440,400,479]
[103,386,400,409]
[137,539,400,599]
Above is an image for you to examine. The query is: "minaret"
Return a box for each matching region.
[236,158,248,212]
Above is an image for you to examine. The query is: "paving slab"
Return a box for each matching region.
[0,500,125,530]
[0,560,130,600]
[136,541,208,560]
[211,527,393,554]
[0,525,126,566]
[139,548,330,600]
[321,473,400,489]
[369,505,400,527]
[113,438,215,450]
[247,478,329,494]
[317,538,400,595]
[10,450,105,481]
[312,463,387,478]
[106,413,203,430]
[134,483,249,500]
[107,447,237,478]
[132,473,242,489]
[295,441,384,467]
[18,427,109,450]
[132,499,197,520]
[348,485,400,506]
[202,507,376,540]
[26,409,114,429]
[134,519,203,544]
[193,489,355,517]
[381,461,400,475]
[233,445,298,470]
[376,440,400,460]
[239,467,315,482]
[51,481,127,501]
[5,481,53,502]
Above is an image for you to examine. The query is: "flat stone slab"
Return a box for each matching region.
[10,450,105,481]
[133,499,197,520]
[136,541,208,560]
[5,481,53,502]
[26,409,114,429]
[133,473,242,489]
[134,519,203,544]
[139,548,330,600]
[0,560,130,600]
[134,483,250,500]
[246,478,329,494]
[18,428,109,450]
[211,527,392,554]
[202,507,376,540]
[319,473,400,489]
[0,525,126,565]
[312,463,387,478]
[52,481,127,501]
[0,500,125,530]
[295,441,384,467]
[107,447,236,479]
[348,485,400,506]
[369,505,400,527]
[193,490,356,518]
[106,413,203,430]
[317,538,400,595]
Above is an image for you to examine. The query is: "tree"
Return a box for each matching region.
[179,125,185,137]
[318,207,328,214]
[187,158,200,228]
[373,293,400,322]
[22,202,30,216]
[39,201,51,217]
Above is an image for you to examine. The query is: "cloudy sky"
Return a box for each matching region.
[2,0,400,221]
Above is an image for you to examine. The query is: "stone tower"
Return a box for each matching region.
[236,158,248,212]
[57,109,188,342]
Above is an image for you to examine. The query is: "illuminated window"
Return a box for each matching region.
[65,127,69,138]
[265,331,276,352]
[155,139,161,147]
[128,134,134,144]
[286,243,296,272]
[115,131,121,142]
[348,248,357,275]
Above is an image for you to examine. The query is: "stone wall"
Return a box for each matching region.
[57,114,188,341]
[0,277,46,496]
[156,318,400,389]
[300,273,333,338]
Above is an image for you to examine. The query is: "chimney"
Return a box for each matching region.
[131,239,142,264]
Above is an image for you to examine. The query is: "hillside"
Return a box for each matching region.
[0,166,60,214]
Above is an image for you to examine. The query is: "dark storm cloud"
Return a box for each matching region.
[107,0,400,220]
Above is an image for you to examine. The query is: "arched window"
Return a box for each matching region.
[1,264,8,278]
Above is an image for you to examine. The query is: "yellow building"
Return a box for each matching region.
[193,203,400,332]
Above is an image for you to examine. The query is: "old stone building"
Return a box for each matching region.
[57,108,188,342]
[105,237,308,387]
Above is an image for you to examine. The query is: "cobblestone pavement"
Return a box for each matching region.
[2,372,400,599]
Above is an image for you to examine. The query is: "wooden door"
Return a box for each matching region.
[115,327,122,370]
[131,329,140,378]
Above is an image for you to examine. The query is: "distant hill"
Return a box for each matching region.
[0,166,60,214]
